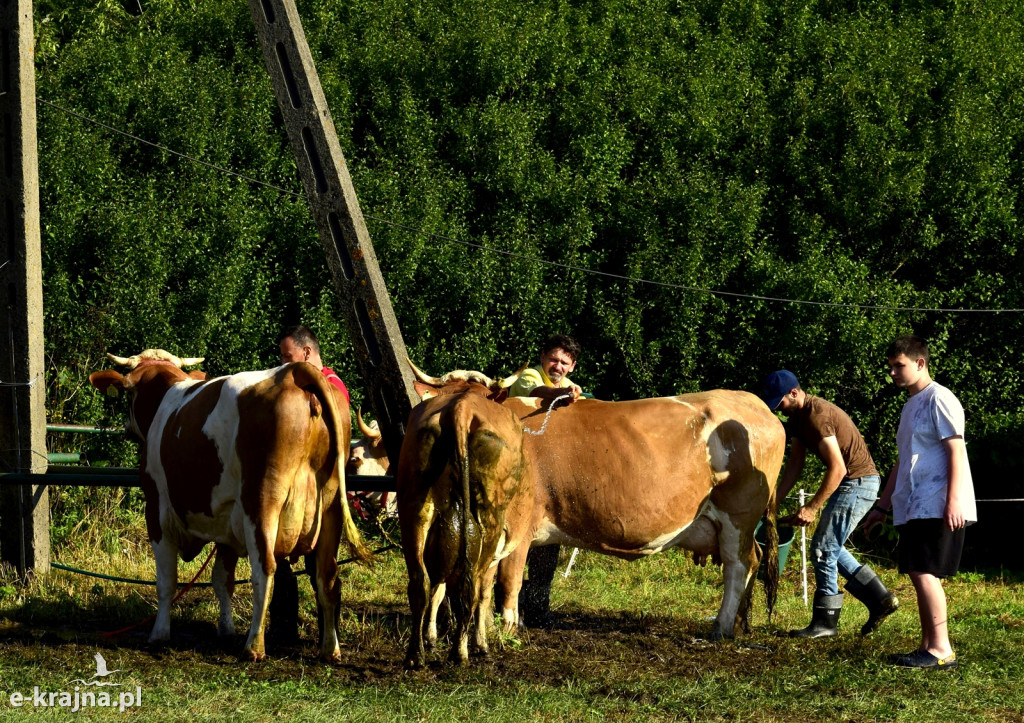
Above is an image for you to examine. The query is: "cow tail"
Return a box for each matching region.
[763,487,779,622]
[301,363,374,565]
[454,402,479,620]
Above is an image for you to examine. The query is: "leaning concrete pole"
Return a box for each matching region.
[247,0,419,467]
[0,0,50,576]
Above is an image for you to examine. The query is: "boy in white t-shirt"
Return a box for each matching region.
[864,335,976,670]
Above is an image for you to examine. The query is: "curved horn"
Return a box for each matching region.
[106,353,135,368]
[496,363,529,389]
[407,358,445,386]
[178,357,205,367]
[160,352,184,367]
[356,408,381,439]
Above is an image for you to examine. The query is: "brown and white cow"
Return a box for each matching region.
[345,409,395,518]
[497,391,786,639]
[89,349,372,661]
[397,365,534,668]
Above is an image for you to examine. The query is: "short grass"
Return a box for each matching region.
[1,511,1023,721]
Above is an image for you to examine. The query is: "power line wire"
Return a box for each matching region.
[364,215,1024,314]
[37,97,305,198]
[38,96,1024,315]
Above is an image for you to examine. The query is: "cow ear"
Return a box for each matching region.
[413,381,436,400]
[89,370,127,398]
[187,370,207,381]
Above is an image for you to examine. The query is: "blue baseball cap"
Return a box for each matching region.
[761,370,800,411]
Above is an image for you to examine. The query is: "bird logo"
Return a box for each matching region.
[68,652,123,687]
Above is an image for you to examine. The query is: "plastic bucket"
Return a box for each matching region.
[754,518,795,577]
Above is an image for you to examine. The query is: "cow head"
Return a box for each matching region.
[346,408,389,477]
[407,359,525,402]
[88,349,206,440]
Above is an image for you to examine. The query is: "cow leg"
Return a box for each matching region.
[496,544,530,632]
[709,521,754,641]
[425,582,446,650]
[149,538,179,643]
[212,545,238,637]
[404,567,432,669]
[473,565,498,657]
[244,522,277,661]
[312,498,343,663]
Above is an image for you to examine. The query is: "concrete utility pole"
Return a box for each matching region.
[247,0,419,467]
[0,0,50,576]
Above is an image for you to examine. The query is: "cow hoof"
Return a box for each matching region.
[322,650,342,665]
[447,649,469,666]
[218,623,236,637]
[247,649,267,662]
[404,655,424,670]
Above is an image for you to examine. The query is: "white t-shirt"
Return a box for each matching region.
[893,382,977,526]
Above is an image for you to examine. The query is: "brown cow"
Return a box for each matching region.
[497,391,786,639]
[89,349,372,661]
[398,364,533,668]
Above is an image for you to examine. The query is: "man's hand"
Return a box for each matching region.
[780,505,817,527]
[553,385,582,406]
[862,508,886,537]
[944,496,966,531]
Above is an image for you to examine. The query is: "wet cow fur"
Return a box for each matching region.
[397,378,534,668]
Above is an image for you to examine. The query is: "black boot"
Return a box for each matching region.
[268,563,299,644]
[789,592,843,638]
[845,564,898,636]
[519,546,560,627]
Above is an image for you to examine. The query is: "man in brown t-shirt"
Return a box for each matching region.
[762,370,898,639]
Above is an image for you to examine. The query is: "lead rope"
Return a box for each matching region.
[99,545,218,637]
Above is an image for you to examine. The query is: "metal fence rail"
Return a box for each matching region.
[0,466,396,491]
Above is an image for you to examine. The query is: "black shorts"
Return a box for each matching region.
[895,518,967,578]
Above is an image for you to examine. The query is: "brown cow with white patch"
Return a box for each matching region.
[398,364,534,668]
[89,349,371,661]
[498,391,786,639]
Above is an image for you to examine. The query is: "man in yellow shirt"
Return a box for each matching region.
[509,334,582,626]
[508,334,583,405]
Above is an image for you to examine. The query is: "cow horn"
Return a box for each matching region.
[179,357,205,367]
[496,363,529,389]
[356,408,381,439]
[106,353,135,368]
[407,359,445,386]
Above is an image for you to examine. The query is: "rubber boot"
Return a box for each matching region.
[268,563,299,644]
[519,545,560,627]
[789,591,843,638]
[844,564,899,636]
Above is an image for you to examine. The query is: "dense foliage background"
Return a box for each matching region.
[30,0,1024,559]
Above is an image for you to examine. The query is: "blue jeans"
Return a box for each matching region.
[810,475,880,596]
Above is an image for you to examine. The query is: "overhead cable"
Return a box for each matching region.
[39,96,1024,315]
[37,97,304,198]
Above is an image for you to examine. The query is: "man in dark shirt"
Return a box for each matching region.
[762,370,898,638]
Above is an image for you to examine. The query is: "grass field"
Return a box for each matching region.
[1,515,1022,721]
